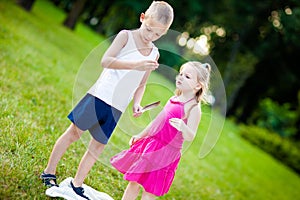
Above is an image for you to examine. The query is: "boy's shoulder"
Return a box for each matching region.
[117,29,129,36]
[118,29,133,36]
[112,30,130,44]
[116,29,135,42]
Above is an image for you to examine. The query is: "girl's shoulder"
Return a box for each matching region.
[169,95,177,102]
[188,104,201,118]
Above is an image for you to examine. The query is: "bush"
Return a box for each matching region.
[249,98,298,138]
[239,125,300,174]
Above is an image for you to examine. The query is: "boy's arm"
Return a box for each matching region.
[101,31,158,70]
[132,70,152,117]
[132,53,160,117]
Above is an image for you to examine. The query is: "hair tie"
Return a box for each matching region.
[201,63,209,69]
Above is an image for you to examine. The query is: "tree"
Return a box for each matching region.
[16,0,35,11]
[63,0,88,30]
[51,0,300,134]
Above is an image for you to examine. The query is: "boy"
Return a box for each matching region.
[41,2,174,199]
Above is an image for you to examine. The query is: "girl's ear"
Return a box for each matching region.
[195,83,202,91]
[140,13,145,23]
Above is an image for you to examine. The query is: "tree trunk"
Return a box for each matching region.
[63,0,88,30]
[16,0,36,11]
[95,0,115,34]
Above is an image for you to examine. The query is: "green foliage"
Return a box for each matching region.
[280,7,300,44]
[250,98,299,138]
[239,125,300,173]
[223,51,258,109]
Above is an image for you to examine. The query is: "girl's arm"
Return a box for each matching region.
[101,31,158,70]
[169,106,201,141]
[183,107,201,141]
[129,122,153,146]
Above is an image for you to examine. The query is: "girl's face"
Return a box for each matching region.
[139,13,169,43]
[176,64,200,93]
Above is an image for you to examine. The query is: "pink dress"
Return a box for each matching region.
[110,96,192,196]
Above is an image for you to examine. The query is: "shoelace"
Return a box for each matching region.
[70,181,90,200]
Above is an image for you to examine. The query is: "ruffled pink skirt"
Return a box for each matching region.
[110,136,181,196]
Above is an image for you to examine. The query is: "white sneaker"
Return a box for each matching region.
[59,177,73,187]
[46,177,114,200]
[81,182,114,200]
[46,185,88,200]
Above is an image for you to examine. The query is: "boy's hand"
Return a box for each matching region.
[133,104,143,117]
[135,60,159,71]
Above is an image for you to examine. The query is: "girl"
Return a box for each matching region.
[110,61,211,200]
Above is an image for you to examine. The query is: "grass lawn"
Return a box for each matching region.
[1,1,300,199]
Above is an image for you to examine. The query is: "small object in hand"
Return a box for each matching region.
[141,101,160,113]
[130,137,140,147]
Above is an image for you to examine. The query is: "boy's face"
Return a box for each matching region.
[139,13,170,43]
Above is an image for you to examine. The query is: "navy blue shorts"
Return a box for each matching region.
[68,94,122,144]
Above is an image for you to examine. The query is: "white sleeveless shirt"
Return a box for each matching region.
[88,30,159,112]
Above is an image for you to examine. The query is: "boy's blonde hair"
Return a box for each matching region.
[175,61,211,104]
[145,1,174,26]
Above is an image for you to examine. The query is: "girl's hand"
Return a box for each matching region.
[135,60,159,71]
[129,135,142,147]
[169,118,186,132]
[133,104,143,117]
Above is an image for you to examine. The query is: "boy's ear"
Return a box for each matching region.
[140,13,145,22]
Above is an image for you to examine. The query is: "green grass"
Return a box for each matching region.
[1,1,300,199]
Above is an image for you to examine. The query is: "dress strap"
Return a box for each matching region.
[183,97,196,105]
[182,103,198,120]
[170,96,196,105]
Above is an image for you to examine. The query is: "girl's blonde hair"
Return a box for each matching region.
[144,1,174,26]
[175,61,211,104]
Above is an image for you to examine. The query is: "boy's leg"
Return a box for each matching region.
[122,182,140,200]
[72,138,105,187]
[44,123,84,175]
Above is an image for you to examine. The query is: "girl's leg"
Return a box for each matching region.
[72,138,105,187]
[122,182,141,200]
[44,123,84,175]
[141,190,156,200]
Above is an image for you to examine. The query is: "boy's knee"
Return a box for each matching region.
[88,138,105,153]
[67,124,83,142]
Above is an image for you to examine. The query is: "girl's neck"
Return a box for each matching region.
[177,92,196,103]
